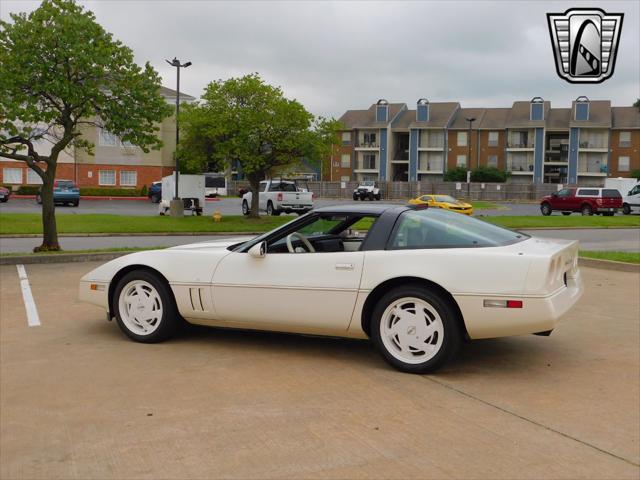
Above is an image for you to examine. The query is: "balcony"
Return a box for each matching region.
[418,132,445,149]
[354,141,379,149]
[578,153,608,175]
[579,141,608,150]
[354,152,379,172]
[506,142,535,149]
[418,152,444,173]
[507,152,534,174]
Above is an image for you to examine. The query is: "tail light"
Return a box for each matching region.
[276,193,283,201]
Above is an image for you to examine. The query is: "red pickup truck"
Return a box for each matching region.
[540,187,622,216]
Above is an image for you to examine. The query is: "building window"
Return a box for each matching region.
[488,131,499,147]
[456,155,467,167]
[619,131,631,148]
[27,169,43,185]
[363,132,377,147]
[487,155,498,168]
[341,132,351,146]
[98,128,117,146]
[340,176,350,182]
[618,156,630,172]
[3,168,22,184]
[363,154,376,170]
[99,170,116,186]
[340,154,350,168]
[457,131,467,147]
[120,170,137,186]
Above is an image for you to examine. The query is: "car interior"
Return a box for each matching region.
[265,214,379,253]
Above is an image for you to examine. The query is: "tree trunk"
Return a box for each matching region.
[248,175,261,219]
[35,161,60,252]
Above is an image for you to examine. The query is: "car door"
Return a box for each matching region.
[554,188,571,210]
[212,250,364,333]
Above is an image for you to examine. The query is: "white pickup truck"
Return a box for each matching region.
[242,180,314,216]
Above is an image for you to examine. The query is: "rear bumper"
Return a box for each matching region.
[279,204,313,212]
[456,270,584,339]
[53,193,80,202]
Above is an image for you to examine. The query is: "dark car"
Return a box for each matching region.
[0,186,10,203]
[540,187,622,216]
[37,179,80,207]
[148,181,162,203]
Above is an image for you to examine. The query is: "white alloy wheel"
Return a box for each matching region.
[118,280,164,335]
[379,296,444,364]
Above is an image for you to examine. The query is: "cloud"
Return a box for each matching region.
[2,0,638,117]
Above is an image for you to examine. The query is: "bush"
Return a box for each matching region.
[79,187,142,196]
[470,166,509,183]
[630,169,640,180]
[140,184,148,196]
[443,167,468,182]
[16,185,40,195]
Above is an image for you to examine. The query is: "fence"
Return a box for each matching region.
[227,180,563,201]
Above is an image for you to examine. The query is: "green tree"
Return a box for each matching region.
[179,73,340,218]
[0,0,171,250]
[634,99,640,111]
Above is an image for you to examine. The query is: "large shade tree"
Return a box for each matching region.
[179,73,341,218]
[0,0,171,250]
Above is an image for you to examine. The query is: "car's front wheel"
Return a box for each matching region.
[112,270,179,343]
[540,203,552,216]
[242,200,250,216]
[370,286,461,374]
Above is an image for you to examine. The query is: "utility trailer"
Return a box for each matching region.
[159,174,205,216]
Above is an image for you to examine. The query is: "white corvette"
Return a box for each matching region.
[79,205,583,373]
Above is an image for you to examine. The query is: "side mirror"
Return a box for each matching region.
[248,241,267,258]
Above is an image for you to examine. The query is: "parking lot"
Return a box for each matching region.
[1,262,638,479]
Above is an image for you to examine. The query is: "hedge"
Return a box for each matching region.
[445,166,509,183]
[80,187,143,196]
[16,186,40,195]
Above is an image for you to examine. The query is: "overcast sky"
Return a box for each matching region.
[2,0,639,118]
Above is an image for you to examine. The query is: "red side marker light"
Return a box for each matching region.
[506,300,523,309]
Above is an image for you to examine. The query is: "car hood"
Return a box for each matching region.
[167,236,251,251]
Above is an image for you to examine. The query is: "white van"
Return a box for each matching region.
[622,182,640,215]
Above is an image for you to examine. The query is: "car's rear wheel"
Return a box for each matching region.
[370,286,461,374]
[562,212,571,216]
[112,270,179,343]
[375,193,381,201]
[581,204,593,216]
[242,200,250,216]
[622,204,631,215]
[267,201,280,216]
[540,203,552,216]
[352,194,358,201]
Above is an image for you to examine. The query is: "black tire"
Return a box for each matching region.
[36,194,42,204]
[359,195,365,201]
[562,212,571,216]
[375,193,381,201]
[540,203,552,216]
[151,194,160,203]
[0,198,8,203]
[266,201,279,216]
[353,194,358,201]
[622,204,631,215]
[581,204,593,216]
[112,270,180,343]
[242,200,250,216]
[370,285,461,374]
[73,200,79,207]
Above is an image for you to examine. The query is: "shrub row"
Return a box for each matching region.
[12,185,146,196]
[444,167,510,183]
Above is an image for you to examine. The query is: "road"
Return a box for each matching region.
[1,197,542,216]
[1,228,639,253]
[1,263,638,479]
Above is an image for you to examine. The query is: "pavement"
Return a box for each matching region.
[1,228,639,253]
[0,263,638,479]
[1,197,542,217]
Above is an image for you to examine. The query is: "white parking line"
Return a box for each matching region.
[16,264,41,327]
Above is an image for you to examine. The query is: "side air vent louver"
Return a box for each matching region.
[189,288,205,311]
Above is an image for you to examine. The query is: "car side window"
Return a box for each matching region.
[259,183,267,192]
[557,189,571,197]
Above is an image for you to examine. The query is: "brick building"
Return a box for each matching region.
[328,97,640,185]
[0,86,194,190]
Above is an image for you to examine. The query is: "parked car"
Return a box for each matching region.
[204,173,227,197]
[540,187,622,216]
[0,186,10,203]
[148,181,162,203]
[37,179,80,206]
[242,179,313,216]
[622,182,640,215]
[408,194,473,215]
[353,181,382,201]
[79,204,583,374]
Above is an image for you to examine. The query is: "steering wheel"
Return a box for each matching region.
[286,232,316,253]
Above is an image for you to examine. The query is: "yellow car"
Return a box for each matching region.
[408,194,474,215]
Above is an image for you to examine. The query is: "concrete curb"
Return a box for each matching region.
[1,232,261,238]
[3,251,638,271]
[578,257,640,273]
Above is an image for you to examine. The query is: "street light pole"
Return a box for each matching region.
[165,57,191,217]
[465,117,475,196]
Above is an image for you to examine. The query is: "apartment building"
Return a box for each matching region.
[0,86,193,189]
[332,97,640,185]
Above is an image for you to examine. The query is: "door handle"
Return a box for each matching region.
[335,263,354,271]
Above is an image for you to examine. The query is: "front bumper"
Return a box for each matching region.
[78,280,110,310]
[456,269,584,339]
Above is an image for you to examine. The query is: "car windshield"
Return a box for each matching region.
[56,181,75,188]
[390,208,526,249]
[434,195,459,203]
[361,181,374,186]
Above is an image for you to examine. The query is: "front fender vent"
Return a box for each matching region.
[189,288,205,311]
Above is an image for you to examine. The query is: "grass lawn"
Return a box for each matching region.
[0,246,165,257]
[470,201,502,210]
[483,215,640,229]
[1,212,639,235]
[0,213,290,235]
[579,251,640,264]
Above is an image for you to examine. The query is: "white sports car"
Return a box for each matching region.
[79,205,583,373]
